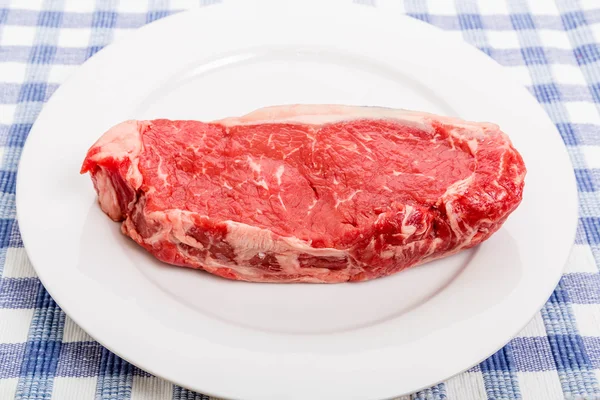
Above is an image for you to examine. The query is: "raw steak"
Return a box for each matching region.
[81,105,526,283]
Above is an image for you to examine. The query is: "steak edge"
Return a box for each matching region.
[81,105,526,283]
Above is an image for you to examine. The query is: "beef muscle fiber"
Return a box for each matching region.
[81,105,526,283]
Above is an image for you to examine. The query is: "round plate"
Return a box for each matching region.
[17,2,578,399]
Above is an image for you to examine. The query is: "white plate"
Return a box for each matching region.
[17,2,578,399]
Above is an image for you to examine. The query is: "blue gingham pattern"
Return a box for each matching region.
[1,0,599,399]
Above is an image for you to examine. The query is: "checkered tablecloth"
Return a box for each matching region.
[1,0,600,399]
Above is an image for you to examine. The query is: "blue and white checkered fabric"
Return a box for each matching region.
[1,0,599,399]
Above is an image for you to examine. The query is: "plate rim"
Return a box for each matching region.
[15,2,579,399]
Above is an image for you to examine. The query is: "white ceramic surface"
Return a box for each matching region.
[16,2,578,399]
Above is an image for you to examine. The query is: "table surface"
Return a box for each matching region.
[1,0,600,399]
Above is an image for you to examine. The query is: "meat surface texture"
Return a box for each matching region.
[81,105,526,283]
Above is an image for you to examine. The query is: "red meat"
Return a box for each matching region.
[81,105,526,283]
